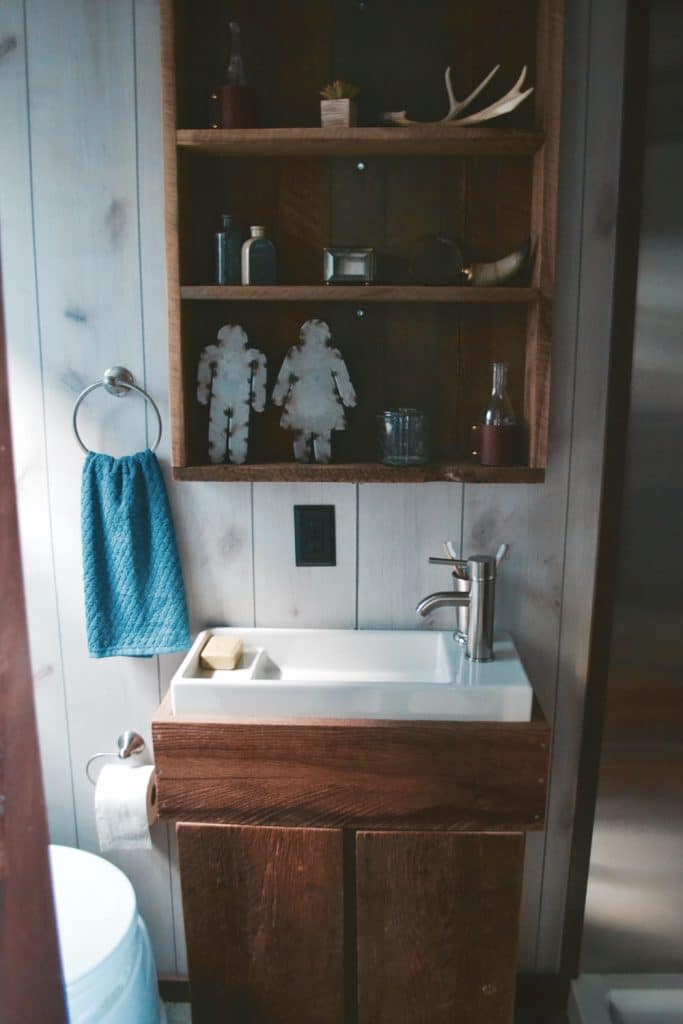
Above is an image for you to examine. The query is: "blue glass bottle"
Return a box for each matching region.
[241,225,277,285]
[215,214,243,285]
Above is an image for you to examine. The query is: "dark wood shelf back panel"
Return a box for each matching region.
[171,0,539,131]
[177,153,533,287]
[162,0,564,478]
[178,301,529,466]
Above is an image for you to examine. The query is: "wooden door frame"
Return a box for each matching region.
[0,255,66,1020]
[557,0,652,981]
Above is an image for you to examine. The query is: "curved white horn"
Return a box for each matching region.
[466,240,530,287]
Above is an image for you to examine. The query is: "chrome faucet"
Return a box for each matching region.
[416,547,507,662]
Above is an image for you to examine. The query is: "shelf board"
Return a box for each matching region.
[176,127,545,158]
[172,462,545,484]
[180,285,538,304]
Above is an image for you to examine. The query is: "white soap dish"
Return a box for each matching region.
[180,631,265,682]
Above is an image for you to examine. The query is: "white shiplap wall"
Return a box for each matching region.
[0,0,611,978]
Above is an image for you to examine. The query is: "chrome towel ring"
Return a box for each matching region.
[72,366,163,454]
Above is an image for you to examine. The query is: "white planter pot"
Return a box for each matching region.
[320,98,358,127]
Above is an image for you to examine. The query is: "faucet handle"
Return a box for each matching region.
[495,543,510,568]
[441,540,469,579]
[429,540,464,569]
[429,555,469,577]
[430,543,509,577]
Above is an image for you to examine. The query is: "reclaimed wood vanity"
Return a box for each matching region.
[152,694,550,1023]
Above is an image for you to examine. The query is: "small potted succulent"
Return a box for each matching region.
[320,80,360,127]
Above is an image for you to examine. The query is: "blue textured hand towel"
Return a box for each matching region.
[81,449,191,658]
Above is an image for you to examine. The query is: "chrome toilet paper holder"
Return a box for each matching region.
[86,731,147,785]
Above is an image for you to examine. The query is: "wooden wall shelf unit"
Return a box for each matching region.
[161,0,564,483]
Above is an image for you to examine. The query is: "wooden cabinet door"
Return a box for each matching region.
[356,831,525,1024]
[177,823,345,1024]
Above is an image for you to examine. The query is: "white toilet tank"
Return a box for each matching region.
[49,845,166,1024]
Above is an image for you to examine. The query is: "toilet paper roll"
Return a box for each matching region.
[94,764,158,853]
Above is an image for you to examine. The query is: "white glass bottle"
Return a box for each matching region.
[241,226,277,285]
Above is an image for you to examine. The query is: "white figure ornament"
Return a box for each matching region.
[272,318,357,463]
[197,324,267,464]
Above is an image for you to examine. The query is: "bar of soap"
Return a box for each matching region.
[199,635,244,671]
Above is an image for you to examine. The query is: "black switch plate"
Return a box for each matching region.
[294,505,336,567]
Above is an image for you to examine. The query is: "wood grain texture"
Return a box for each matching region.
[152,696,550,831]
[177,823,345,1024]
[0,259,67,1021]
[252,483,357,627]
[136,0,220,973]
[357,483,464,628]
[165,0,563,476]
[172,481,254,632]
[463,485,566,721]
[179,158,331,287]
[1,0,600,988]
[180,285,538,303]
[462,480,566,966]
[537,0,633,970]
[18,0,177,970]
[356,832,525,1024]
[160,0,186,467]
[174,462,545,483]
[231,0,333,129]
[460,0,570,969]
[177,127,545,157]
[566,1,659,974]
[460,145,532,453]
[0,0,77,846]
[526,0,565,467]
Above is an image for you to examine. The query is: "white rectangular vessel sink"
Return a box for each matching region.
[170,628,533,722]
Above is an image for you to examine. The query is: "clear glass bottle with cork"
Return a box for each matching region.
[210,21,257,129]
[479,362,518,466]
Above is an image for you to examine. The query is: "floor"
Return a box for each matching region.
[165,1005,192,1024]
[517,1015,568,1024]
[165,1004,568,1023]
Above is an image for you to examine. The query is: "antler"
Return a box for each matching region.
[448,66,533,126]
[382,65,533,127]
[444,64,500,120]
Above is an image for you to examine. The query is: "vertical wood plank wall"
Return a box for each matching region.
[0,0,617,976]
